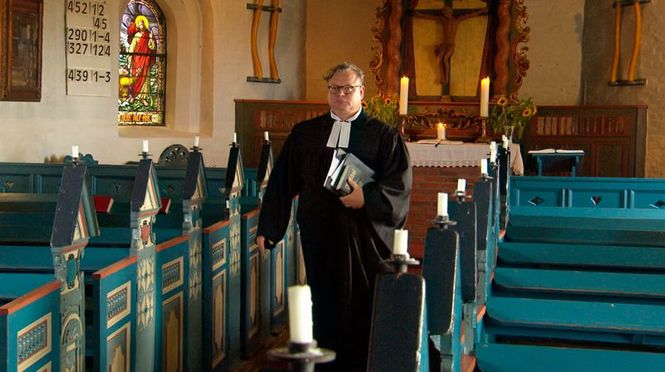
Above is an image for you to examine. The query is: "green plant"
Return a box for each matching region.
[488,96,537,140]
[363,94,399,129]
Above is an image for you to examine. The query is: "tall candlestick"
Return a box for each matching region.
[457,178,466,193]
[233,132,237,144]
[71,145,79,158]
[436,122,446,140]
[399,76,409,115]
[194,136,200,147]
[480,77,490,117]
[480,158,488,175]
[502,135,509,149]
[393,229,408,255]
[437,192,448,217]
[142,139,149,153]
[264,131,269,142]
[288,285,313,344]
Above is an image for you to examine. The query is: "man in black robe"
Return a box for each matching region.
[257,62,412,371]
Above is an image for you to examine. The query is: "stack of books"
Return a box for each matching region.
[324,150,375,196]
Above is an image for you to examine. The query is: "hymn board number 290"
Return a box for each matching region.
[65,1,112,96]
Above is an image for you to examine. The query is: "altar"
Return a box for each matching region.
[406,142,523,174]
[404,141,523,260]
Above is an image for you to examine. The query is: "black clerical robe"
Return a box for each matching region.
[257,110,412,370]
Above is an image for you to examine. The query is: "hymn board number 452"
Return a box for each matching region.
[65,1,112,96]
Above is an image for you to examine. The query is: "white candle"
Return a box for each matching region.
[480,77,490,117]
[399,76,409,115]
[71,145,79,158]
[288,285,313,344]
[490,141,497,163]
[457,178,466,193]
[264,131,270,142]
[480,158,488,175]
[437,192,448,217]
[436,122,446,140]
[502,135,509,149]
[142,139,149,153]
[233,132,237,144]
[393,229,408,255]
[194,136,200,147]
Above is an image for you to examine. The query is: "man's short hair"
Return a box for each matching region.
[323,62,365,84]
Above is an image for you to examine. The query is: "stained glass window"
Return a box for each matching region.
[118,0,166,126]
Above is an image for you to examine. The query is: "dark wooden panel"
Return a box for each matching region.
[523,105,647,177]
[234,99,328,167]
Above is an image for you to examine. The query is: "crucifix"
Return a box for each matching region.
[412,0,488,95]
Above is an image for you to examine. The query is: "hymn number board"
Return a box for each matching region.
[65,0,112,96]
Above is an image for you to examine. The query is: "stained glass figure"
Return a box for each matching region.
[118,0,166,126]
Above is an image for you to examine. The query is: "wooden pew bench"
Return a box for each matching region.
[0,164,98,372]
[509,176,665,209]
[0,159,187,371]
[479,186,665,370]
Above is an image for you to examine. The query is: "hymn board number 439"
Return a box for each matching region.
[65,1,112,96]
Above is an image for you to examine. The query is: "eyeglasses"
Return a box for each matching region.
[327,85,363,95]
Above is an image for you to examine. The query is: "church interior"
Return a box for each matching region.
[1,0,665,371]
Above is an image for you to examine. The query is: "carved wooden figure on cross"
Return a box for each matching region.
[413,3,488,87]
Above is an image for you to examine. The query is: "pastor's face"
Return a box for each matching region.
[327,70,365,121]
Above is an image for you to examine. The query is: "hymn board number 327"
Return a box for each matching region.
[65,1,112,96]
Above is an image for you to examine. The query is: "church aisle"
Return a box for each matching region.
[237,323,290,372]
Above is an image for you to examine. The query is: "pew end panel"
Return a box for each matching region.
[90,257,138,372]
[155,235,190,371]
[368,272,428,372]
[1,279,61,372]
[240,208,264,357]
[422,226,462,372]
[202,219,233,371]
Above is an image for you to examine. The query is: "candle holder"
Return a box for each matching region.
[455,190,466,201]
[434,214,457,229]
[389,253,420,273]
[475,117,494,143]
[399,115,410,142]
[140,151,151,160]
[267,340,335,372]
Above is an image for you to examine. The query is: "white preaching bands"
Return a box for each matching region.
[327,109,362,149]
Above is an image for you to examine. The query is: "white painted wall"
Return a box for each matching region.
[0,0,306,166]
[516,0,585,105]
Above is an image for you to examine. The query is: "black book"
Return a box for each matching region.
[324,151,375,196]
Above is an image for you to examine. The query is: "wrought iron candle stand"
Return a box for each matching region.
[389,251,420,274]
[475,117,494,143]
[399,114,410,142]
[267,341,335,372]
[455,190,467,202]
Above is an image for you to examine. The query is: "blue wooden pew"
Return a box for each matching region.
[422,220,461,372]
[509,176,665,209]
[0,161,99,371]
[1,279,61,372]
[478,176,665,370]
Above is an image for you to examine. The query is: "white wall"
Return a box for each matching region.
[0,0,306,166]
[519,0,585,105]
